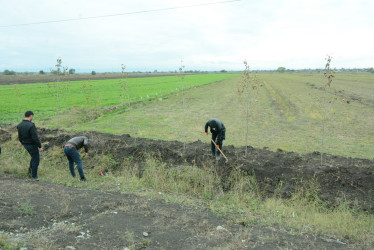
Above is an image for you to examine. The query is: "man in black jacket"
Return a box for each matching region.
[64,136,89,181]
[205,118,226,160]
[17,111,43,180]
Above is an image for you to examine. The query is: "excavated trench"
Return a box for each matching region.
[2,127,374,213]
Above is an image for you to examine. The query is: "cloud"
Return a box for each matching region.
[0,0,373,72]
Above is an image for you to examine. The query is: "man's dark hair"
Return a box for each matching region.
[25,111,34,117]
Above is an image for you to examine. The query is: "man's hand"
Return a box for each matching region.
[216,145,220,148]
[84,152,88,157]
[39,148,44,152]
[205,132,209,135]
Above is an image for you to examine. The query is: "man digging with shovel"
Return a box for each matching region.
[205,118,226,161]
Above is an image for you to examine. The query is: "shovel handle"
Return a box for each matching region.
[210,138,228,161]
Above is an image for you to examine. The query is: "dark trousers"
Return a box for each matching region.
[211,133,223,156]
[64,146,85,179]
[23,144,40,178]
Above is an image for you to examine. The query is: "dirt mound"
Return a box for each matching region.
[0,129,12,143]
[8,128,374,213]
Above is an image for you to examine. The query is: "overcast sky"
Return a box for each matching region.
[0,0,373,72]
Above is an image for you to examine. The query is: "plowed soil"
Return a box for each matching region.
[35,128,374,213]
[0,73,179,85]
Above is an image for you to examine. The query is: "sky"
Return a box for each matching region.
[0,0,373,72]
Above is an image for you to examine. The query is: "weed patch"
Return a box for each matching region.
[18,199,34,217]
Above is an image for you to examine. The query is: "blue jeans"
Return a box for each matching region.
[64,146,85,179]
[23,144,40,178]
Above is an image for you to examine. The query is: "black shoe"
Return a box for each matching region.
[80,177,87,181]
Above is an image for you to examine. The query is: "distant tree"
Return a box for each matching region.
[277,67,286,73]
[220,69,227,73]
[367,67,374,73]
[91,70,96,75]
[39,70,45,75]
[69,68,75,74]
[3,69,16,75]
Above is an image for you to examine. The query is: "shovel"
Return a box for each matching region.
[210,138,228,163]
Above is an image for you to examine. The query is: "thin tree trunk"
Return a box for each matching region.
[245,89,250,157]
[321,86,328,166]
[57,78,60,132]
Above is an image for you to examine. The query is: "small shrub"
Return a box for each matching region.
[18,199,34,216]
[118,64,130,106]
[320,55,335,165]
[238,60,262,156]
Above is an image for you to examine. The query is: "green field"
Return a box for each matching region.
[0,74,237,124]
[39,72,373,159]
[2,73,373,159]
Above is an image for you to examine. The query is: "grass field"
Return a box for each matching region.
[1,72,373,158]
[0,74,237,124]
[39,72,374,159]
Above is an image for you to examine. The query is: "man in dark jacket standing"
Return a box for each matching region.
[205,118,226,160]
[17,111,43,180]
[64,136,89,181]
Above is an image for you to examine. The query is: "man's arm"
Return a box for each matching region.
[83,137,89,153]
[16,125,22,143]
[204,121,209,133]
[30,125,42,148]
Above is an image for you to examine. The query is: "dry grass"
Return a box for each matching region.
[1,133,373,246]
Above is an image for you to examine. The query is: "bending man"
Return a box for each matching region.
[205,118,226,160]
[64,136,89,181]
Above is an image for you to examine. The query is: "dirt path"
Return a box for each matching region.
[0,176,350,249]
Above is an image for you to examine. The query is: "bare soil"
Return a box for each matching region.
[0,73,181,85]
[0,177,351,249]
